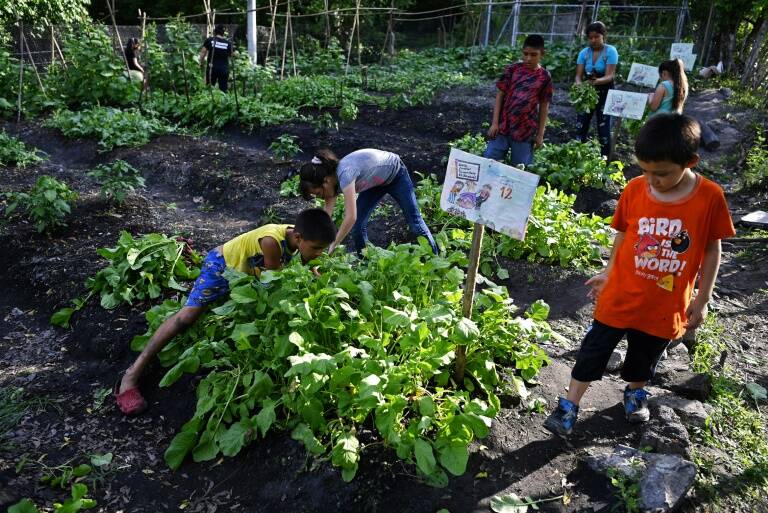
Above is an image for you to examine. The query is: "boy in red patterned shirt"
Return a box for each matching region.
[484,34,553,167]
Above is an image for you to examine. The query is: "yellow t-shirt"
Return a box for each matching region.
[222,224,296,276]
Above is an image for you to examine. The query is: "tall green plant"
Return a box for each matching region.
[3,176,78,234]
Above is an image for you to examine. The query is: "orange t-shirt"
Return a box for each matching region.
[594,175,735,340]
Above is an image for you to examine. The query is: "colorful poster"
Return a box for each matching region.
[602,89,648,120]
[669,43,694,58]
[627,63,660,88]
[440,148,539,240]
[670,51,697,71]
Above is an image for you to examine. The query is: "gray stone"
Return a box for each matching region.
[587,444,695,512]
[640,405,692,460]
[606,349,625,373]
[650,393,709,428]
[655,370,712,401]
[720,87,734,98]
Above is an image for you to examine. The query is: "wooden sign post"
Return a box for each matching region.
[453,223,484,383]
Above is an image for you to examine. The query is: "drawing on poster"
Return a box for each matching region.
[670,43,694,57]
[670,51,697,71]
[627,63,660,88]
[603,89,648,120]
[440,148,539,240]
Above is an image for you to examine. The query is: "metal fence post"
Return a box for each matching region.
[674,0,687,42]
[510,0,520,47]
[483,0,493,47]
[549,4,557,42]
[592,0,600,23]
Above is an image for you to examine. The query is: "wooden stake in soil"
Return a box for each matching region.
[106,0,134,84]
[21,32,47,97]
[453,223,485,384]
[53,35,67,68]
[288,1,297,77]
[280,0,291,78]
[17,20,24,123]
[265,0,278,66]
[179,49,192,106]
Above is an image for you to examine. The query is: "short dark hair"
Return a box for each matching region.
[294,208,336,244]
[523,34,545,50]
[635,113,701,166]
[586,21,607,36]
[214,24,225,36]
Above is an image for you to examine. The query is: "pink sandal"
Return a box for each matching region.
[114,380,148,416]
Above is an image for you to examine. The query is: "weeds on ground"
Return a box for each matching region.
[3,175,79,234]
[606,458,644,513]
[690,315,768,506]
[8,484,97,513]
[0,387,50,451]
[743,125,768,189]
[0,132,45,168]
[87,160,146,205]
[279,174,300,197]
[269,134,302,161]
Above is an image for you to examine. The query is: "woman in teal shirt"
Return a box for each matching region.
[648,59,688,115]
[574,21,619,158]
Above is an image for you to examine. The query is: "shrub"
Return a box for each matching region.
[269,134,301,160]
[528,139,626,192]
[0,132,45,168]
[744,126,768,189]
[3,175,78,234]
[87,160,146,204]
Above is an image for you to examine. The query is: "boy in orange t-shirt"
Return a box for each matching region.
[545,114,735,435]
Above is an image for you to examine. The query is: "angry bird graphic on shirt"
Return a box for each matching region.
[670,229,690,254]
[634,233,661,258]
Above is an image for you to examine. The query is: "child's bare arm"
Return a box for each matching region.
[685,239,722,329]
[488,91,504,138]
[259,236,283,271]
[586,231,624,299]
[535,100,550,148]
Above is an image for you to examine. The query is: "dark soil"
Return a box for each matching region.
[1,84,767,513]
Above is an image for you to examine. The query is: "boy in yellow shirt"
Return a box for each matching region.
[115,208,336,415]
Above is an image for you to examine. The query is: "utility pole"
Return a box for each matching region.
[247,0,258,64]
[482,0,493,47]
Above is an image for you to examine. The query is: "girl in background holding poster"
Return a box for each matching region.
[648,59,689,115]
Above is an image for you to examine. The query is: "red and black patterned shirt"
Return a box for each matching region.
[496,63,553,142]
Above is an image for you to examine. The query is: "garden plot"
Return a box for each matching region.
[1,82,767,513]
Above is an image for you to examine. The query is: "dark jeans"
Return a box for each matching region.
[577,87,612,158]
[352,165,438,254]
[206,66,229,92]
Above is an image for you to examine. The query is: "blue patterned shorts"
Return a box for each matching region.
[185,250,230,307]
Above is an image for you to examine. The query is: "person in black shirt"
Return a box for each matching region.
[123,37,146,85]
[200,25,234,92]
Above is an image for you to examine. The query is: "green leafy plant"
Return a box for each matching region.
[51,232,201,327]
[606,459,644,513]
[0,132,45,168]
[144,243,552,486]
[569,82,599,114]
[8,484,97,513]
[279,174,300,197]
[528,139,626,192]
[45,107,169,151]
[448,132,488,159]
[87,160,146,204]
[3,176,78,234]
[744,125,768,189]
[269,134,302,161]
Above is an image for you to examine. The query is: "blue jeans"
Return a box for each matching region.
[352,165,438,254]
[577,87,612,157]
[483,135,534,167]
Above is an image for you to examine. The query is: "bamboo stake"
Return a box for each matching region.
[280,0,290,78]
[50,25,55,66]
[53,35,67,68]
[265,0,278,65]
[323,0,331,48]
[354,0,362,67]
[288,1,297,77]
[345,0,360,74]
[106,0,133,84]
[17,21,24,123]
[179,49,192,106]
[21,32,47,97]
[140,9,147,40]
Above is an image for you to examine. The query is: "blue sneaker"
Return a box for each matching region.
[623,386,650,423]
[544,397,579,435]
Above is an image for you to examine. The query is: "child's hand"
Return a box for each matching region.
[311,266,321,277]
[487,123,499,138]
[585,272,608,300]
[684,297,708,330]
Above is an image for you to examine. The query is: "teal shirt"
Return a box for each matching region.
[653,80,676,115]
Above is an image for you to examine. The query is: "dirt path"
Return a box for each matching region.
[1,85,766,512]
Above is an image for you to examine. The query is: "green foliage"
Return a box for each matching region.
[1,0,90,29]
[3,175,78,233]
[448,132,488,157]
[87,160,146,204]
[57,25,141,107]
[0,387,46,451]
[51,232,201,328]
[744,125,768,189]
[529,140,626,192]
[151,243,552,484]
[45,107,169,151]
[416,175,612,273]
[606,460,643,513]
[280,174,300,197]
[269,134,302,160]
[569,82,599,114]
[0,132,45,168]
